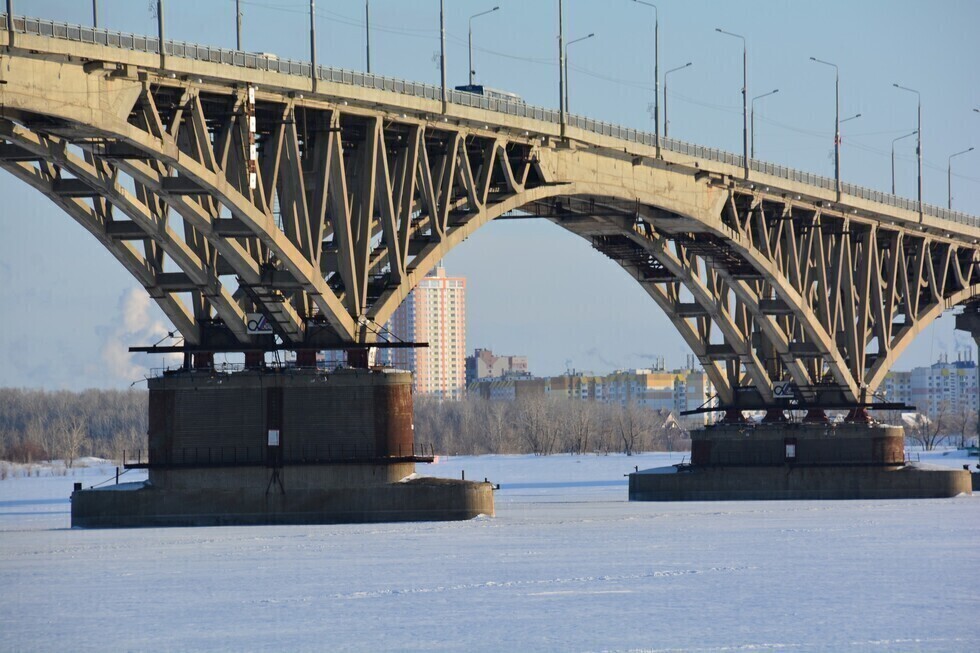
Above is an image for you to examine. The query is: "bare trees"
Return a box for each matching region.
[411,394,689,455]
[0,388,146,463]
[0,386,692,461]
[905,408,946,451]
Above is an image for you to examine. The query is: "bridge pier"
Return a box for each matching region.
[629,421,971,501]
[71,366,494,527]
[955,303,980,444]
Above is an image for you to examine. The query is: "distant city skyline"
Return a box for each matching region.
[1,1,978,389]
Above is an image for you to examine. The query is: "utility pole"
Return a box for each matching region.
[440,0,447,113]
[236,0,242,51]
[558,0,565,140]
[894,84,923,221]
[365,0,371,73]
[157,0,165,70]
[6,0,13,48]
[634,2,659,157]
[717,28,748,178]
[663,62,692,138]
[310,0,317,93]
[468,6,499,86]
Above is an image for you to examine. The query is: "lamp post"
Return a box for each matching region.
[468,6,499,86]
[663,62,692,138]
[157,0,165,70]
[365,0,371,73]
[891,130,918,195]
[750,88,778,159]
[948,147,974,210]
[558,0,565,138]
[564,33,595,114]
[93,0,98,28]
[809,57,841,200]
[894,83,923,219]
[309,0,317,92]
[235,0,241,50]
[634,1,659,157]
[716,28,748,178]
[440,0,447,113]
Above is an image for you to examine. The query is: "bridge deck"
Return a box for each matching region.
[2,12,977,235]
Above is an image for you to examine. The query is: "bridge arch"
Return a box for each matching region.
[2,37,979,409]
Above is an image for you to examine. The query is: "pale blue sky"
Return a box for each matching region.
[2,0,979,388]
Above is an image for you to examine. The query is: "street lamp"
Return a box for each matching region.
[809,57,842,200]
[716,28,748,178]
[891,130,917,195]
[440,0,447,113]
[564,33,595,113]
[634,1,660,157]
[309,0,317,92]
[365,0,371,73]
[663,62,692,138]
[750,88,778,159]
[558,0,565,137]
[894,83,923,219]
[948,147,974,210]
[468,6,499,86]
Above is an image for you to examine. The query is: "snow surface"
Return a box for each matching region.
[1,451,978,652]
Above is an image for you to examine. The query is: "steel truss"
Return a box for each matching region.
[2,55,978,409]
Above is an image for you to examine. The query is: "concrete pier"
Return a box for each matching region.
[71,367,494,527]
[630,422,972,501]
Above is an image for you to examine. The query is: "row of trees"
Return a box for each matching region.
[3,387,975,464]
[415,396,689,455]
[0,389,147,464]
[0,388,689,464]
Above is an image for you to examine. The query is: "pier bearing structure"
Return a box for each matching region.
[1,16,975,503]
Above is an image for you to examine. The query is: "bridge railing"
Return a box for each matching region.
[4,13,977,228]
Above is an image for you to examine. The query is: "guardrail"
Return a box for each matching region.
[3,13,977,227]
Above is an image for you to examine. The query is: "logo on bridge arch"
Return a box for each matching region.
[772,381,795,400]
[245,312,273,335]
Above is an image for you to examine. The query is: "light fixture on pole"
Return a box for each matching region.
[468,6,499,86]
[809,57,841,200]
[663,62,692,138]
[894,83,923,220]
[633,1,659,157]
[891,130,917,195]
[716,28,748,178]
[948,147,974,210]
[750,88,778,159]
[564,33,595,114]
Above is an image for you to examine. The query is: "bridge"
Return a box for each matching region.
[2,12,979,415]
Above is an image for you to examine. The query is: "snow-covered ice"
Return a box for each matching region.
[1,451,978,652]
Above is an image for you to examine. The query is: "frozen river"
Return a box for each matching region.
[1,451,978,652]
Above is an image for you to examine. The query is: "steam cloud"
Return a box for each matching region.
[100,288,181,383]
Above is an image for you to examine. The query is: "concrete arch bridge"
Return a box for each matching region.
[3,14,980,415]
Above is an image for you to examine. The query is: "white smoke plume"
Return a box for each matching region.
[100,288,181,383]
